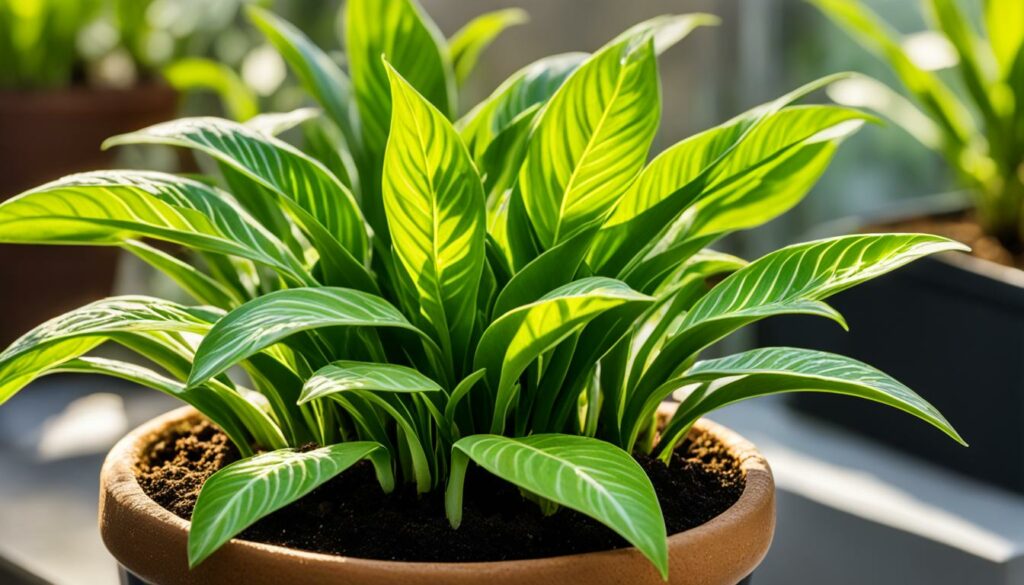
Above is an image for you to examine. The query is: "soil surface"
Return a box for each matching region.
[136,417,745,563]
[878,211,1022,269]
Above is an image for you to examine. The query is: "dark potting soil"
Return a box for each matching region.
[878,211,1023,269]
[136,417,745,563]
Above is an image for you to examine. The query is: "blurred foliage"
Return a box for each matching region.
[811,0,1024,247]
[781,0,953,225]
[0,0,259,89]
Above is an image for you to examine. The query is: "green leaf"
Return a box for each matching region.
[589,89,868,276]
[459,52,587,164]
[55,357,285,455]
[449,9,528,86]
[163,58,259,122]
[1,296,210,361]
[810,0,974,147]
[630,234,969,423]
[0,296,213,402]
[985,0,1024,76]
[445,368,488,430]
[299,361,442,403]
[0,171,312,286]
[925,0,1001,131]
[297,360,442,492]
[826,74,944,149]
[446,434,667,578]
[383,63,487,365]
[104,116,368,263]
[345,0,454,244]
[518,33,661,248]
[491,227,595,318]
[475,277,653,433]
[477,104,540,200]
[188,443,393,567]
[121,240,241,309]
[189,288,422,387]
[0,338,103,405]
[611,14,719,56]
[658,347,965,458]
[681,234,967,334]
[247,6,362,162]
[626,106,868,227]
[244,108,321,137]
[622,115,868,291]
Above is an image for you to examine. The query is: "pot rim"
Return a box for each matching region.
[100,405,774,585]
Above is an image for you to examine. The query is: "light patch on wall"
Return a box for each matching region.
[37,393,128,461]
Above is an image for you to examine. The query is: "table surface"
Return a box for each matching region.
[0,375,178,585]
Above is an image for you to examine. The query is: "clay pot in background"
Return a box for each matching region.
[0,83,178,345]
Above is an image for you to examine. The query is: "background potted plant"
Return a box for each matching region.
[758,0,1024,493]
[0,0,250,346]
[0,1,967,583]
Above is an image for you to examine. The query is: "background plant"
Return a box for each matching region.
[0,0,252,89]
[0,0,966,578]
[812,0,1024,249]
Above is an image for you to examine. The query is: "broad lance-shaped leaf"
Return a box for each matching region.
[654,347,965,459]
[247,7,362,165]
[448,9,528,86]
[622,113,868,291]
[446,434,668,578]
[0,303,283,454]
[477,105,540,201]
[475,277,653,433]
[589,87,868,276]
[630,234,969,415]
[299,361,442,403]
[0,171,312,286]
[346,0,453,244]
[347,0,453,142]
[104,116,368,262]
[458,53,585,266]
[383,63,486,365]
[0,338,103,405]
[0,296,216,403]
[517,30,660,249]
[189,287,426,387]
[459,52,587,164]
[682,234,967,332]
[510,14,715,250]
[611,14,719,55]
[491,227,595,318]
[189,443,394,567]
[298,360,443,493]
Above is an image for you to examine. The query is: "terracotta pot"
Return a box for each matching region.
[100,405,775,585]
[0,83,178,346]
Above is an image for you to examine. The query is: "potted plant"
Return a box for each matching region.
[759,0,1024,493]
[0,0,251,346]
[0,1,966,584]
